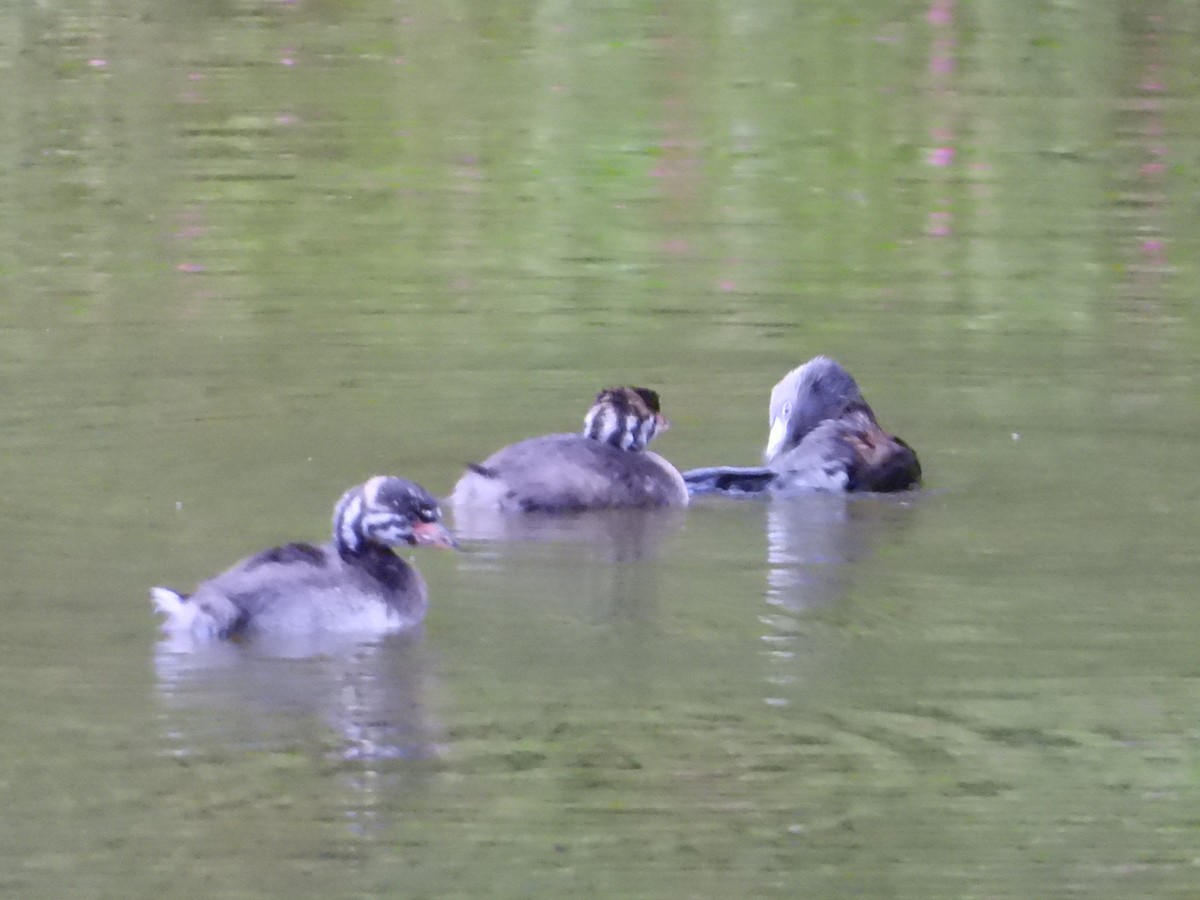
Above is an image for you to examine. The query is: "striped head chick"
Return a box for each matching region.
[582,386,669,451]
[333,476,457,557]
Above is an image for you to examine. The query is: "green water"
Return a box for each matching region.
[2,1,1199,897]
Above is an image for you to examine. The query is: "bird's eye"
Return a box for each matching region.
[782,402,792,419]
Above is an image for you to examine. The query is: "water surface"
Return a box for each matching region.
[1,1,1199,897]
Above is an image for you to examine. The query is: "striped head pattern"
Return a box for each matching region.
[582,386,669,452]
[333,476,456,554]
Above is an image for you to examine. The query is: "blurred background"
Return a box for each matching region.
[1,1,1198,896]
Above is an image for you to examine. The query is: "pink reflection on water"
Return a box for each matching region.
[922,0,959,239]
[649,20,706,276]
[927,0,953,25]
[927,146,955,167]
[1117,6,1173,313]
[930,52,955,76]
[926,211,952,238]
[171,207,214,291]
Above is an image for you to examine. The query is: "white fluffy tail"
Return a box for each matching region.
[151,587,220,638]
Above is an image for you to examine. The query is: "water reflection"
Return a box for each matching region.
[764,493,918,613]
[923,0,961,240]
[5,1,1200,894]
[154,631,437,765]
[451,504,684,554]
[452,506,686,625]
[1114,5,1172,310]
[754,492,915,708]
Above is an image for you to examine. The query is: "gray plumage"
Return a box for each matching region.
[683,357,921,495]
[765,355,867,463]
[451,387,688,513]
[152,476,456,641]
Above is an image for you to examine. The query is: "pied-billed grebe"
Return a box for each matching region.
[151,476,456,641]
[682,356,921,495]
[450,386,689,513]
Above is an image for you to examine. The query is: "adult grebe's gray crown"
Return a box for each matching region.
[681,356,920,495]
[582,386,669,452]
[334,476,456,555]
[765,356,866,462]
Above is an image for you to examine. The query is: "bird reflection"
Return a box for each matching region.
[154,629,437,767]
[761,493,918,613]
[750,492,920,712]
[451,506,686,624]
[451,504,684,552]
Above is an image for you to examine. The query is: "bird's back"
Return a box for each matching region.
[187,541,425,635]
[452,433,688,512]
